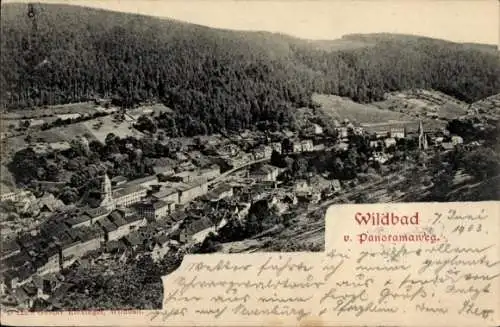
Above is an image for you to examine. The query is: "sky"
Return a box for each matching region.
[4,0,499,45]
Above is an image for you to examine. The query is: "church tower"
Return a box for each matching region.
[100,174,115,211]
[418,120,428,151]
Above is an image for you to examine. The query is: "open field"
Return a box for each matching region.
[312,93,412,123]
[83,115,144,143]
[471,93,500,119]
[374,89,469,120]
[4,123,97,154]
[2,102,103,120]
[126,103,174,120]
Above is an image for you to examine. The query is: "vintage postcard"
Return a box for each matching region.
[0,0,499,326]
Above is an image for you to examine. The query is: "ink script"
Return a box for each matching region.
[157,202,499,326]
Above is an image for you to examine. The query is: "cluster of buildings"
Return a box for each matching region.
[248,138,316,160]
[340,119,465,153]
[4,109,477,309]
[0,189,65,223]
[0,162,229,299]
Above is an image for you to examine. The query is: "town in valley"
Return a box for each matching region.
[0,2,499,312]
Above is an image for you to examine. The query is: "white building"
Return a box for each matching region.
[384,138,397,148]
[301,140,314,152]
[249,165,280,182]
[390,128,406,139]
[294,180,311,194]
[336,127,349,139]
[100,174,148,210]
[313,124,323,135]
[451,135,464,145]
[270,142,282,154]
[136,200,173,221]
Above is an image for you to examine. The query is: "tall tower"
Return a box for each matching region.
[418,120,428,151]
[100,174,115,210]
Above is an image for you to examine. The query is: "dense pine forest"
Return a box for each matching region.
[1,3,499,134]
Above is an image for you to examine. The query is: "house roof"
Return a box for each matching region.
[65,228,80,241]
[200,165,220,174]
[13,286,31,304]
[250,165,278,176]
[123,214,144,224]
[17,265,34,281]
[153,187,178,199]
[44,243,61,257]
[85,207,110,218]
[111,176,128,183]
[109,214,128,227]
[76,227,102,242]
[37,193,64,211]
[52,282,75,299]
[1,239,20,255]
[441,142,454,150]
[62,240,81,250]
[182,216,213,236]
[106,240,126,252]
[3,252,32,269]
[17,233,47,249]
[49,141,71,151]
[153,166,175,175]
[154,234,170,246]
[213,184,233,194]
[170,211,188,222]
[65,215,92,227]
[361,121,418,132]
[113,185,147,198]
[136,199,171,210]
[124,175,158,187]
[98,218,118,232]
[122,233,143,247]
[32,255,49,269]
[42,222,71,240]
[50,231,73,249]
[151,200,170,210]
[175,171,196,179]
[174,152,189,161]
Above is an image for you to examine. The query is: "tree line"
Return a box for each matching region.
[1,3,499,136]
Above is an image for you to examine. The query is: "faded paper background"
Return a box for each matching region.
[1,0,499,326]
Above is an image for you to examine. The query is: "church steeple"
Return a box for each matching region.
[418,120,428,150]
[100,173,115,210]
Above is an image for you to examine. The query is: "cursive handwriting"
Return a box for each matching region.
[458,300,494,320]
[415,302,448,314]
[445,283,491,301]
[357,245,421,264]
[156,202,498,325]
[195,306,227,318]
[232,304,311,321]
[378,286,427,304]
[147,308,188,322]
[257,257,313,277]
[419,255,499,276]
[188,260,252,273]
[447,209,488,221]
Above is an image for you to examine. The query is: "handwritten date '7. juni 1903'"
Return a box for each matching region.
[149,202,499,327]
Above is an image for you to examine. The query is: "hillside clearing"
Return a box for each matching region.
[312,93,412,123]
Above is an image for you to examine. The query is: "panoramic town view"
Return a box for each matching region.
[1,2,499,311]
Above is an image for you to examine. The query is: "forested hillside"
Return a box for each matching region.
[1,3,499,134]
